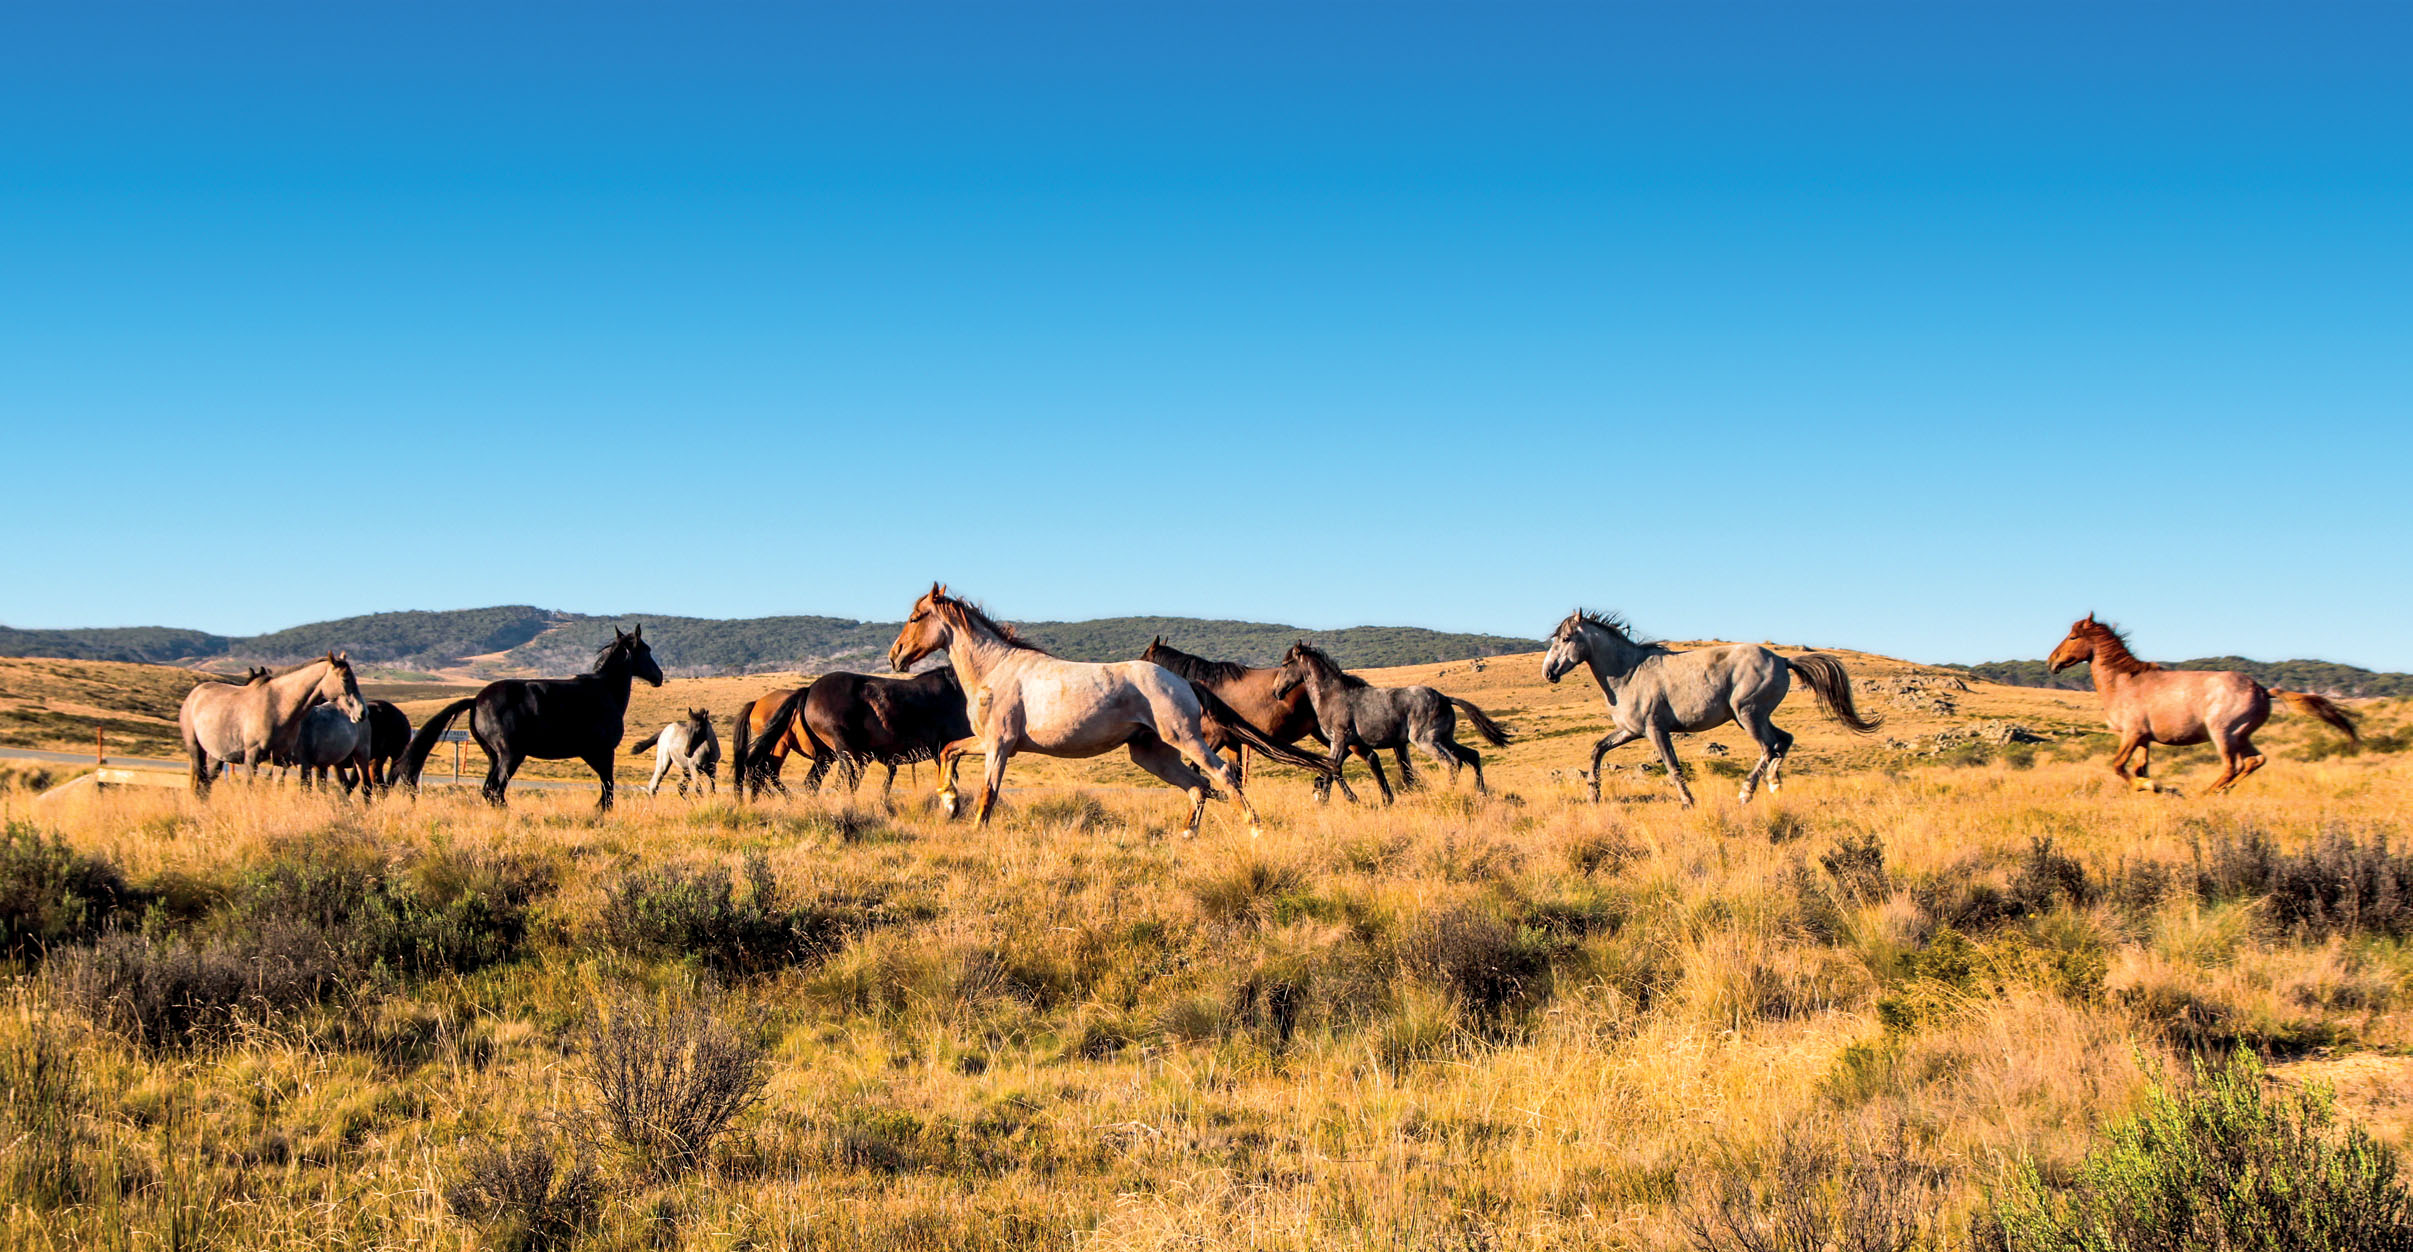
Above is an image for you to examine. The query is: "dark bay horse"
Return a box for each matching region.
[1271,642,1511,802]
[739,667,973,808]
[395,627,665,809]
[1142,637,1386,801]
[1543,610,1879,807]
[731,685,817,799]
[2048,614,2357,792]
[363,700,412,790]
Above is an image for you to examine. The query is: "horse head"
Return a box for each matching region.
[2048,614,2098,673]
[889,582,953,672]
[602,627,666,686]
[1543,612,1592,684]
[316,651,366,722]
[1269,641,1311,698]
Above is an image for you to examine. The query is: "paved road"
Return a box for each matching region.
[0,746,585,791]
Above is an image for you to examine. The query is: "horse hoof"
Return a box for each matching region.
[1247,822,1264,839]
[939,790,959,816]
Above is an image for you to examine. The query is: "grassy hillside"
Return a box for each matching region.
[3,674,2411,1249]
[0,607,1544,678]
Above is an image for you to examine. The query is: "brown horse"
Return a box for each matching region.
[730,684,818,799]
[2048,614,2358,792]
[1139,637,1374,799]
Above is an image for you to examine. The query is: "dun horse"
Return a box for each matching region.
[887,585,1333,835]
[739,667,973,808]
[395,626,665,809]
[1543,611,1880,806]
[179,653,365,797]
[1270,642,1511,801]
[2048,614,2357,792]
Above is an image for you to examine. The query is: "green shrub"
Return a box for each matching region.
[49,923,347,1049]
[1981,1049,2413,1251]
[1403,904,1558,1025]
[0,823,139,958]
[599,852,856,976]
[2188,826,2413,939]
[223,837,550,979]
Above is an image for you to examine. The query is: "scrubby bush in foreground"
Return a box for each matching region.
[0,822,138,958]
[444,1130,600,1252]
[1982,1048,2413,1251]
[585,992,767,1179]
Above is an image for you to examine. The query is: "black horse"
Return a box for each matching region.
[362,700,413,791]
[396,627,665,809]
[736,666,972,808]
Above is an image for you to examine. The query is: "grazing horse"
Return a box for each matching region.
[739,667,973,808]
[2048,614,2357,792]
[395,627,665,810]
[179,653,365,797]
[1543,610,1880,807]
[1139,638,1375,796]
[362,700,412,790]
[887,584,1333,835]
[291,703,375,799]
[730,685,817,799]
[1270,642,1511,802]
[633,708,721,797]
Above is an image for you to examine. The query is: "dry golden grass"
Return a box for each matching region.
[2,650,2409,1249]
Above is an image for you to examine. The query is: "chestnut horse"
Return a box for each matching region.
[888,585,1334,835]
[730,685,818,799]
[2048,614,2357,792]
[1139,637,1373,800]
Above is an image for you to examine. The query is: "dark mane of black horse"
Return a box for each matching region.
[1141,638,1253,684]
[1286,642,1371,689]
[395,626,664,809]
[738,666,972,800]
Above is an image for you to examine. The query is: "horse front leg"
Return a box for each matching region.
[973,741,1014,826]
[585,751,616,812]
[1587,728,1642,802]
[1361,745,1396,805]
[1644,723,1694,807]
[2109,733,2151,792]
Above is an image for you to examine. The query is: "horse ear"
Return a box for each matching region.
[334,650,347,663]
[2083,612,2095,625]
[631,624,643,640]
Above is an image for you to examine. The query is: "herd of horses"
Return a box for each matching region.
[171,589,2364,831]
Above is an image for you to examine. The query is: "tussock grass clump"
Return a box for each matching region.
[0,1010,95,1208]
[585,992,767,1180]
[1684,1113,1947,1252]
[1981,1049,2413,1251]
[0,821,139,958]
[599,851,864,976]
[443,1130,600,1252]
[1403,903,1558,1025]
[2180,825,2413,939]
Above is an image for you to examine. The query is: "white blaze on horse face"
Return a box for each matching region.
[1543,635,1578,683]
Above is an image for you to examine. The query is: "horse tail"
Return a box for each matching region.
[741,686,811,787]
[1189,682,1337,778]
[395,698,476,790]
[629,728,662,756]
[2271,688,2359,743]
[730,699,756,800]
[1785,654,1883,733]
[1448,697,1512,746]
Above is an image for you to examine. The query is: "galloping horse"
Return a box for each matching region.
[395,626,665,809]
[1543,611,1880,807]
[179,653,365,798]
[739,667,973,809]
[887,585,1333,835]
[633,708,720,797]
[731,685,816,799]
[1139,638,1367,793]
[2048,614,2357,792]
[1271,642,1512,801]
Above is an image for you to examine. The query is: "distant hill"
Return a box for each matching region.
[0,606,1541,678]
[1954,656,2413,699]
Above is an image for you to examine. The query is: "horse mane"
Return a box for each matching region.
[1291,642,1369,689]
[1572,608,1641,642]
[936,595,1051,655]
[1147,641,1252,684]
[2078,618,2160,676]
[592,633,643,673]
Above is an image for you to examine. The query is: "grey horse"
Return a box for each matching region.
[632,708,720,797]
[291,702,375,800]
[1542,611,1880,806]
[1270,641,1512,802]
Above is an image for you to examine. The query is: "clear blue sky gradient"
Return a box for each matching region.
[3,4,2407,667]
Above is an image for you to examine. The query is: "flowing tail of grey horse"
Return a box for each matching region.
[1784,654,1883,733]
[2270,688,2358,742]
[1190,683,1339,778]
[628,729,663,756]
[394,698,477,790]
[1448,698,1513,746]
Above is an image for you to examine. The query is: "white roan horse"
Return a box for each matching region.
[1542,611,1881,807]
[887,585,1332,836]
[179,652,366,798]
[633,708,721,797]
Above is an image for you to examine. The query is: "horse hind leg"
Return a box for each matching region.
[1136,732,1244,838]
[1734,705,1785,804]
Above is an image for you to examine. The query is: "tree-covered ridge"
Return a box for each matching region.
[1954,656,2413,699]
[0,607,1543,677]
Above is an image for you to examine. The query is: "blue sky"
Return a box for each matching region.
[2,3,2407,668]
